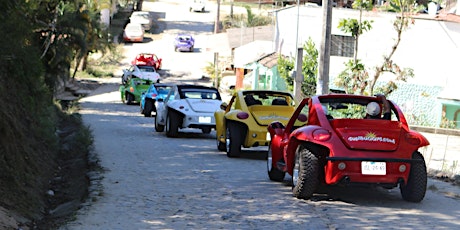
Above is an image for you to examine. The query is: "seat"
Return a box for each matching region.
[245,95,262,106]
[272,98,288,106]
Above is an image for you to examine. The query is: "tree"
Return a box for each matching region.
[334,0,422,96]
[278,38,318,96]
[334,59,369,94]
[300,38,318,97]
[26,0,110,90]
[338,0,373,62]
[70,3,112,79]
[222,5,272,29]
[368,0,423,95]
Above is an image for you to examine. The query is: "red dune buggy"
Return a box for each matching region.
[131,53,162,70]
[267,94,429,202]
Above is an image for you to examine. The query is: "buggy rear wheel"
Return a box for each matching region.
[400,152,427,202]
[226,122,243,158]
[267,145,285,182]
[154,116,164,132]
[144,100,153,117]
[126,93,134,105]
[217,139,226,151]
[292,146,319,200]
[166,110,180,138]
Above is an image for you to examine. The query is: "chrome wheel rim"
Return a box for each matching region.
[267,146,273,172]
[293,152,299,186]
[225,127,230,152]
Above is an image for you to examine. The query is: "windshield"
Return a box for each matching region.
[319,98,398,121]
[180,89,220,100]
[155,85,172,95]
[138,66,156,72]
[242,91,294,107]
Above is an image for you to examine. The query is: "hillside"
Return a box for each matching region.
[0,77,99,229]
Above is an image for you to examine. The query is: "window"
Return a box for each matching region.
[331,35,355,57]
[181,89,219,100]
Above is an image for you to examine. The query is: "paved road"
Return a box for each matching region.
[61,1,460,229]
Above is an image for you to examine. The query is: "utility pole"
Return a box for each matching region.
[214,0,221,34]
[230,0,234,18]
[214,52,219,88]
[293,0,302,101]
[317,0,332,95]
[213,0,221,88]
[293,48,304,102]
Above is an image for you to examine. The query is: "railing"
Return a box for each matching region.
[412,126,460,178]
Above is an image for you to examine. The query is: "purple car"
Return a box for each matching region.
[174,34,194,52]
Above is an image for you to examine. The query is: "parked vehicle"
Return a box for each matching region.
[131,53,163,70]
[123,23,144,43]
[121,64,160,85]
[154,84,222,137]
[140,83,173,117]
[267,94,429,202]
[174,34,195,52]
[189,0,206,12]
[119,78,152,105]
[215,90,296,157]
[129,11,153,31]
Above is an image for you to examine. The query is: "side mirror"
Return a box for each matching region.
[220,102,228,110]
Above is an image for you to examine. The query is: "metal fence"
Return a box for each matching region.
[418,131,460,177]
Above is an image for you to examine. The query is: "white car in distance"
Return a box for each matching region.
[129,11,153,31]
[189,0,206,12]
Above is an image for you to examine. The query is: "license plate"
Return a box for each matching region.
[361,161,386,175]
[198,116,211,123]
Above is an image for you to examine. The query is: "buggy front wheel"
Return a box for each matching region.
[267,145,285,182]
[292,146,319,200]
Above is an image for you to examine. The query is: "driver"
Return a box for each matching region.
[366,94,391,120]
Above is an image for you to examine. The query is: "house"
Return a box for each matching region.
[212,26,277,90]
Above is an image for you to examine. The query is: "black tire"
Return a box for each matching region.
[144,100,153,117]
[154,116,164,132]
[292,146,319,199]
[217,139,226,152]
[126,93,134,105]
[226,122,243,158]
[166,110,180,138]
[267,145,285,182]
[400,152,427,202]
[190,46,194,52]
[201,127,211,134]
[121,93,126,104]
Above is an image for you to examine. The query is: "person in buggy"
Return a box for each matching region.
[366,94,391,120]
